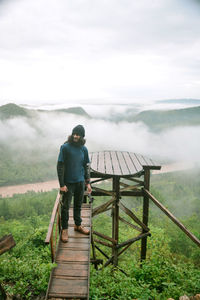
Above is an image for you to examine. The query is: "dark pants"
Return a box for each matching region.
[61,181,85,229]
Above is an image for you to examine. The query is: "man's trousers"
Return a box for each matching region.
[61,181,85,229]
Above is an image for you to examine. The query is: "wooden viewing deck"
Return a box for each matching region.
[45,150,200,299]
[46,203,91,300]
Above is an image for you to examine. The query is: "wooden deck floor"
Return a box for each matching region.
[90,151,161,177]
[46,204,91,300]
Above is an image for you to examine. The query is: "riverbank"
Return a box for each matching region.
[0,180,59,198]
[0,162,194,198]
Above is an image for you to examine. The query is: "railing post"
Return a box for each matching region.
[141,168,150,262]
[112,177,120,266]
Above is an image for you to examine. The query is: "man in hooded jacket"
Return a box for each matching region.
[57,125,92,242]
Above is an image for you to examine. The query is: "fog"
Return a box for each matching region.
[0,108,200,169]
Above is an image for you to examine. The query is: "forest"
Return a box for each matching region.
[0,169,200,299]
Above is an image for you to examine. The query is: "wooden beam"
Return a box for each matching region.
[93,231,117,244]
[94,244,109,259]
[112,177,120,266]
[141,169,150,261]
[0,234,16,255]
[94,238,113,248]
[92,198,114,217]
[126,177,144,184]
[92,190,143,197]
[143,188,200,248]
[119,183,142,192]
[118,216,143,232]
[91,186,113,196]
[116,232,151,249]
[119,201,149,231]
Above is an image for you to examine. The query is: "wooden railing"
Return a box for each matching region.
[143,188,200,248]
[45,191,61,262]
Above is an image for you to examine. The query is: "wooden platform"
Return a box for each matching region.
[90,151,161,177]
[46,204,91,300]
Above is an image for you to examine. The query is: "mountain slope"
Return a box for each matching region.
[0,103,91,120]
[0,103,30,119]
[131,106,200,131]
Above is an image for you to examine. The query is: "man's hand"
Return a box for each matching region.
[86,184,92,194]
[60,185,68,193]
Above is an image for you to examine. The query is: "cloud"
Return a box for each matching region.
[0,109,199,168]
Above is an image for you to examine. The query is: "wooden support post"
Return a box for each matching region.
[112,177,120,266]
[141,168,150,262]
[91,231,98,269]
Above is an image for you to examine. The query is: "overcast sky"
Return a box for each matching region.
[1,0,200,106]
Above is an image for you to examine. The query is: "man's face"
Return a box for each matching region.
[73,133,81,143]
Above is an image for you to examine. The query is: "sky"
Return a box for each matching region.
[0,0,200,106]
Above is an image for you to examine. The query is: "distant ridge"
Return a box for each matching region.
[0,103,91,119]
[0,103,29,119]
[156,98,200,105]
[132,106,200,131]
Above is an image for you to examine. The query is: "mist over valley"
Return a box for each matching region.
[0,100,200,186]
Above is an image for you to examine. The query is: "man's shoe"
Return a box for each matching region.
[74,225,90,235]
[61,229,68,242]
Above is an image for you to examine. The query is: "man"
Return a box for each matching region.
[57,125,92,243]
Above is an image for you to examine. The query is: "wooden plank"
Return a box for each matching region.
[59,242,90,250]
[49,279,87,295]
[110,151,122,175]
[105,151,114,175]
[122,151,138,175]
[135,153,149,167]
[116,151,130,175]
[90,152,98,173]
[128,152,143,173]
[52,264,88,277]
[97,151,105,174]
[56,249,89,262]
[134,153,161,170]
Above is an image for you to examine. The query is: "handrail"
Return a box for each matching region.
[143,188,200,248]
[45,191,61,261]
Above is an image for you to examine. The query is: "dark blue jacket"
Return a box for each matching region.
[57,142,90,186]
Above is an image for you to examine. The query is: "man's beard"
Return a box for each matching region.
[72,139,81,146]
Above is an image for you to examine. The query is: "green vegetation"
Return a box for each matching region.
[0,103,29,119]
[0,191,57,299]
[0,144,57,186]
[131,106,200,131]
[0,170,200,299]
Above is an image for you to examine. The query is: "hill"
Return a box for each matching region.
[0,103,91,120]
[0,103,30,119]
[156,98,200,105]
[131,106,200,131]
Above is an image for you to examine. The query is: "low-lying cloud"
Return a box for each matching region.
[0,109,199,170]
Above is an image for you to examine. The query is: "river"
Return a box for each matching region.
[0,162,194,198]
